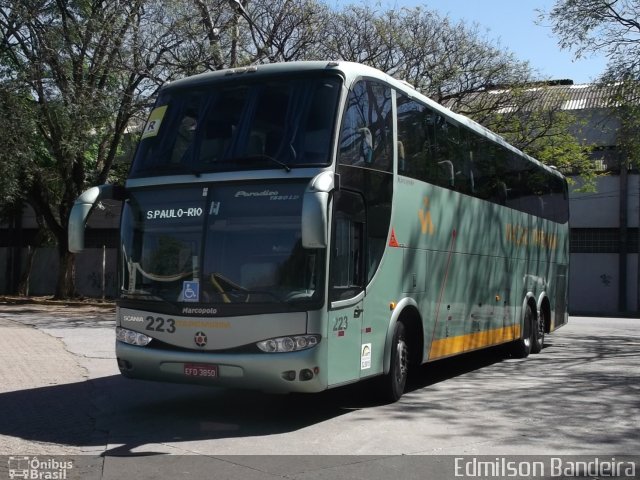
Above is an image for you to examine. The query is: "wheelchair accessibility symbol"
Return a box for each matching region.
[182,281,200,302]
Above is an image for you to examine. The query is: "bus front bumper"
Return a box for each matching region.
[115,341,328,394]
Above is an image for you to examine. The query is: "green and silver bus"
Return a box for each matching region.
[69,61,569,401]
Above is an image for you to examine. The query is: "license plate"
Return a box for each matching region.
[184,363,218,378]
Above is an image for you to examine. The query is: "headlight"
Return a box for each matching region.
[116,327,152,346]
[256,334,320,353]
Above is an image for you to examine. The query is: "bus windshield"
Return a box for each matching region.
[130,75,342,177]
[120,182,324,310]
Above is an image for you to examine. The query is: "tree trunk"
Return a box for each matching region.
[17,227,47,296]
[17,246,36,296]
[54,243,76,299]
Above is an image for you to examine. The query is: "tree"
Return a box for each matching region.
[542,0,639,75]
[0,86,37,214]
[0,0,198,297]
[0,80,49,295]
[320,5,537,100]
[239,0,330,63]
[319,4,401,71]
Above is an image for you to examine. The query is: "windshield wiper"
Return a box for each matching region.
[200,154,291,172]
[242,154,291,172]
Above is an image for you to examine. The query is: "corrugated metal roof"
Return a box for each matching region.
[535,84,616,110]
[445,82,639,112]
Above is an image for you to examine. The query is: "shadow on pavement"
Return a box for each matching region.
[0,332,638,456]
[0,347,505,456]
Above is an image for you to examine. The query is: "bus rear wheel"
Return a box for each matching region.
[382,321,409,402]
[511,304,534,358]
[531,308,545,354]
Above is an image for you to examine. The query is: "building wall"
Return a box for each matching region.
[569,252,638,314]
[570,175,639,228]
[0,246,118,298]
[569,174,640,315]
[572,108,619,146]
[1,200,121,297]
[569,253,619,313]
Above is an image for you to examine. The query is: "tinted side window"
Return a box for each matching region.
[472,137,509,204]
[550,175,569,224]
[396,91,570,223]
[339,80,393,172]
[397,95,473,192]
[396,95,567,223]
[397,96,427,179]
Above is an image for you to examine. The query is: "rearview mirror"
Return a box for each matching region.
[301,171,337,248]
[68,184,126,253]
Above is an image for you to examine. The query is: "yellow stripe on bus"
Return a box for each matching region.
[428,324,521,360]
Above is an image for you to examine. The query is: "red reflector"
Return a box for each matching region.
[389,228,399,247]
[365,327,372,333]
[338,330,345,337]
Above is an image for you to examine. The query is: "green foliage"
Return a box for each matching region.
[542,0,640,172]
[499,108,598,191]
[609,81,640,170]
[0,86,46,218]
[531,130,598,192]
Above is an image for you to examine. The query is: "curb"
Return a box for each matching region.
[0,296,115,309]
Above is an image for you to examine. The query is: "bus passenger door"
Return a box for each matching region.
[327,191,366,386]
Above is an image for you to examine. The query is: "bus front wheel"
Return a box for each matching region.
[382,321,409,402]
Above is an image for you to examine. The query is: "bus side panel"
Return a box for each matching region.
[424,194,521,361]
[391,174,567,363]
[393,181,522,362]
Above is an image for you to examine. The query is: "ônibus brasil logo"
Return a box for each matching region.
[8,456,73,479]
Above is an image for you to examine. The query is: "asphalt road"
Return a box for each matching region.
[0,302,638,479]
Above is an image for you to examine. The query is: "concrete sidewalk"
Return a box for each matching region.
[0,300,115,455]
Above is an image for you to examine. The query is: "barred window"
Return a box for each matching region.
[570,228,639,253]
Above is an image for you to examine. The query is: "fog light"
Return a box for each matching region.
[282,370,296,381]
[299,369,314,381]
[117,358,132,371]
